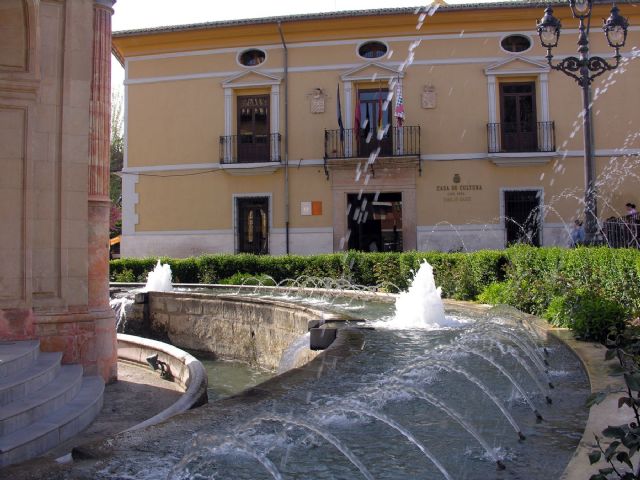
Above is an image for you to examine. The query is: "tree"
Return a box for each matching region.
[110,88,124,237]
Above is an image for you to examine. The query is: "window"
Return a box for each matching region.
[358,41,388,59]
[500,35,532,53]
[239,49,266,67]
[499,82,537,152]
[237,197,269,254]
[237,95,270,162]
[357,89,392,156]
[504,190,541,246]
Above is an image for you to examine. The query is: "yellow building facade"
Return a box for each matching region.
[112,2,640,257]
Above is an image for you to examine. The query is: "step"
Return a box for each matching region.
[0,365,83,437]
[0,376,104,468]
[0,340,40,378]
[0,352,62,407]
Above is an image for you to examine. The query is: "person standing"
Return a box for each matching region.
[569,219,585,247]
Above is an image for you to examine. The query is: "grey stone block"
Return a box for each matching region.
[310,328,337,351]
[134,292,149,304]
[0,352,62,406]
[0,340,40,377]
[0,340,104,468]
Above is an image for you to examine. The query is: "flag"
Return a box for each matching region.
[377,88,383,132]
[354,100,362,137]
[337,84,344,141]
[364,103,373,141]
[395,81,405,127]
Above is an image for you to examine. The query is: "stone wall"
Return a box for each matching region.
[148,292,321,370]
[0,0,117,382]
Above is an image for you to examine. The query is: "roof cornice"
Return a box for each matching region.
[112,1,584,38]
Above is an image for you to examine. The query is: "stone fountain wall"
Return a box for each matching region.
[145,292,321,370]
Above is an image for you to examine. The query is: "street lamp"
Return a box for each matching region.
[536,1,629,243]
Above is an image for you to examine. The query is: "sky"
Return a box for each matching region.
[110,0,512,88]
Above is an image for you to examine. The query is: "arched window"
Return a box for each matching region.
[239,49,266,67]
[358,41,388,59]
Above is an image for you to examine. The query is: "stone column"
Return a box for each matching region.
[88,0,117,382]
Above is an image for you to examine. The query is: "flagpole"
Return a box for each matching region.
[337,84,345,156]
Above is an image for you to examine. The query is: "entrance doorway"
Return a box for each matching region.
[500,82,537,152]
[347,192,402,251]
[504,190,541,246]
[237,95,270,162]
[236,197,269,254]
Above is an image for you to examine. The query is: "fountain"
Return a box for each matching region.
[102,262,588,480]
[109,260,173,332]
[143,260,174,292]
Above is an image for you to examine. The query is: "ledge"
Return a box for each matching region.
[116,333,208,431]
[219,162,280,175]
[489,152,556,166]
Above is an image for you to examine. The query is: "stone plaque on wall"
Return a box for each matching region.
[310,89,325,114]
[422,84,437,109]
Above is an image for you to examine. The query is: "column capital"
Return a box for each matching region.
[94,0,116,10]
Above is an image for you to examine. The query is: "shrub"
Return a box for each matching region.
[170,257,199,283]
[110,257,156,282]
[544,290,627,342]
[112,268,136,283]
[477,282,510,305]
[218,272,276,286]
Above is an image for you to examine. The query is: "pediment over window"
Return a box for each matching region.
[485,56,550,76]
[221,70,282,89]
[340,62,403,82]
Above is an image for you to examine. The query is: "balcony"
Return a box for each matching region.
[219,133,281,164]
[487,121,555,154]
[324,126,420,160]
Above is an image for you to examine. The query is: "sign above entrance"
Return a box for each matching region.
[436,174,483,203]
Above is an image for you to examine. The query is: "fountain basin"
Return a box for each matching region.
[142,291,326,370]
[116,333,209,431]
[97,287,591,478]
[9,286,616,479]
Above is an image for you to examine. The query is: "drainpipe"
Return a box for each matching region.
[278,21,290,254]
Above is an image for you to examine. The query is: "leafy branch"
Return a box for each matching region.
[589,332,640,479]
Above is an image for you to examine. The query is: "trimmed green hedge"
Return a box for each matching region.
[110,250,506,299]
[110,246,640,340]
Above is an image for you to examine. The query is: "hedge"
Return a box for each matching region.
[110,246,640,339]
[110,250,506,299]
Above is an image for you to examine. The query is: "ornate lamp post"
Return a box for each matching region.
[537,1,629,243]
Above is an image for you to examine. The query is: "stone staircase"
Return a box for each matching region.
[0,340,104,468]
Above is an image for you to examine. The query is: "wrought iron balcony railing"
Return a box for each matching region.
[601,213,640,248]
[487,121,555,154]
[324,126,420,160]
[219,133,281,164]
